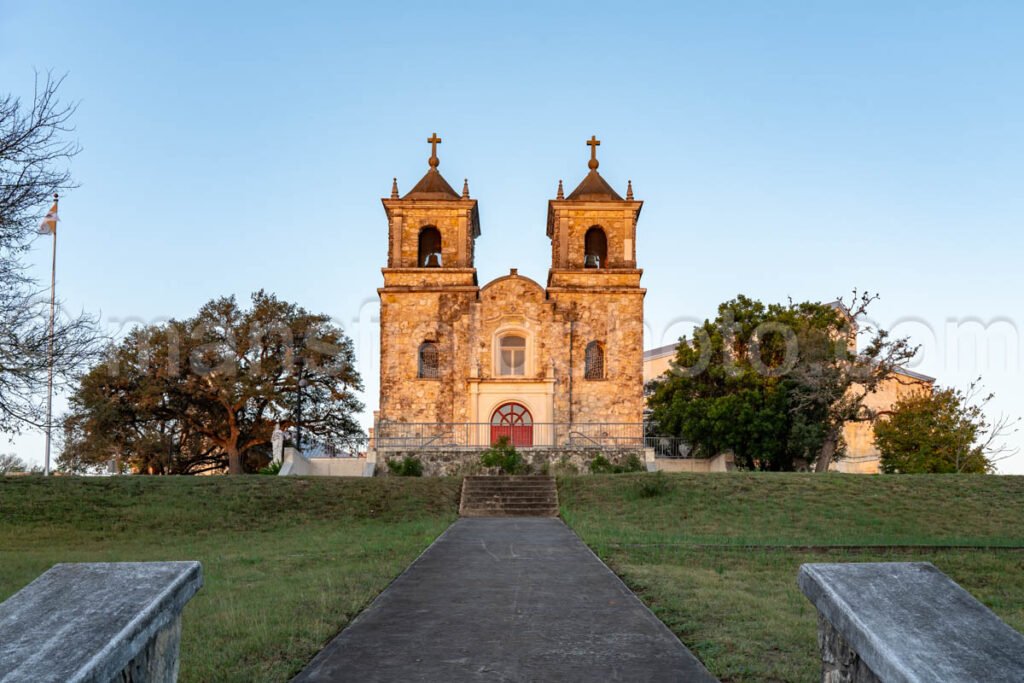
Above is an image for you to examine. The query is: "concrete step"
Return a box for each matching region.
[462,498,557,505]
[460,505,557,509]
[465,492,554,498]
[465,480,555,485]
[461,502,559,509]
[462,484,556,491]
[460,502,560,511]
[464,476,553,480]
[460,491,557,497]
[461,496,557,501]
[462,493,557,499]
[460,509,559,518]
[464,479,555,485]
[460,476,559,518]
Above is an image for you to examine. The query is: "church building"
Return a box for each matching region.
[376,135,645,448]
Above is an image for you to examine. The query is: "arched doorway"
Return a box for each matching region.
[490,402,533,448]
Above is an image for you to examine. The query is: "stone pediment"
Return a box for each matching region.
[480,269,546,302]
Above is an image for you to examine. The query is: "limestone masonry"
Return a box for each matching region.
[377,135,645,437]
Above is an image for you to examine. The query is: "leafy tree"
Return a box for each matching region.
[875,382,1017,473]
[1,72,102,433]
[59,291,364,475]
[647,292,917,471]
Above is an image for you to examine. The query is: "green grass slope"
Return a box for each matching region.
[559,472,1024,683]
[0,476,460,682]
[3,473,1021,683]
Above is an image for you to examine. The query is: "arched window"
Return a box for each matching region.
[418,226,442,268]
[585,341,605,380]
[584,226,607,269]
[498,335,526,376]
[418,341,439,378]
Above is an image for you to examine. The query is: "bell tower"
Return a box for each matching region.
[381,133,480,270]
[546,135,642,276]
[546,136,646,427]
[377,134,481,425]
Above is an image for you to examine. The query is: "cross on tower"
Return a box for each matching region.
[586,135,600,170]
[427,132,442,168]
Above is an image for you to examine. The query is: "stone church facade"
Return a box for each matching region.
[376,135,645,449]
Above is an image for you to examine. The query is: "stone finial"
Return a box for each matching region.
[427,132,442,168]
[557,179,564,200]
[509,268,518,276]
[586,135,600,170]
[462,178,470,198]
[390,178,399,199]
[626,180,633,200]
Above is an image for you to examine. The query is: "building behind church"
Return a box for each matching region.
[374,136,645,458]
[642,340,934,474]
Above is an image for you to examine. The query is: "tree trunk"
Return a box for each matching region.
[227,446,242,475]
[815,429,838,472]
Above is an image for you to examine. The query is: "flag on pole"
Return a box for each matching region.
[38,201,59,235]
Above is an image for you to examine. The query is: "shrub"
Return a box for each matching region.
[622,453,646,473]
[257,461,283,475]
[480,437,529,475]
[387,455,424,477]
[589,454,615,474]
[635,471,673,498]
[589,453,646,475]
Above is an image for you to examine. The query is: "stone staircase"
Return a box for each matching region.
[459,476,559,517]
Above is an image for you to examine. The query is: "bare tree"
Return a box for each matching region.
[0,72,103,433]
[786,290,919,472]
[0,453,29,474]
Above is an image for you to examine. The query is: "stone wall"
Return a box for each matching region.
[377,160,646,432]
[379,266,645,427]
[547,202,641,269]
[546,280,645,425]
[382,200,479,269]
[378,276,477,424]
[378,449,644,477]
[817,613,882,683]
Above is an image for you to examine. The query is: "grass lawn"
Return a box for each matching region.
[3,473,1022,682]
[559,472,1024,683]
[0,475,460,682]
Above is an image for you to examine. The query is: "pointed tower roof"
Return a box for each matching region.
[403,132,460,200]
[565,135,623,201]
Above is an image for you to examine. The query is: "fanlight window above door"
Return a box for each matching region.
[498,335,526,376]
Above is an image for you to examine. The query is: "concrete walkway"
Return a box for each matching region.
[294,518,716,682]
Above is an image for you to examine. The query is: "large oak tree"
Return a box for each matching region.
[60,291,364,474]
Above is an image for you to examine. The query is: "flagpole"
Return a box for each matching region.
[43,192,58,477]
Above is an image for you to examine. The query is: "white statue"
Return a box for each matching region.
[271,423,285,464]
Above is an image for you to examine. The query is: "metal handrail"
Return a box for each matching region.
[373,421,650,451]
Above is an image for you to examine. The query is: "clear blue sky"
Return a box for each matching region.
[3,1,1023,472]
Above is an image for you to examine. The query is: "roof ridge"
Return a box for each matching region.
[565,169,623,201]
[403,167,460,200]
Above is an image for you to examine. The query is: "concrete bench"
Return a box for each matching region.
[798,562,1024,682]
[0,561,202,683]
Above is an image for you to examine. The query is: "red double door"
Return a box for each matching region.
[490,402,533,448]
